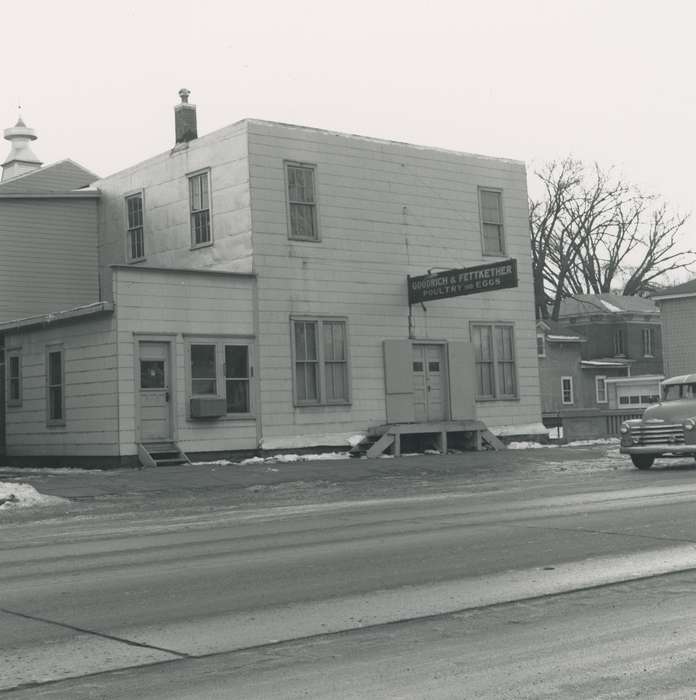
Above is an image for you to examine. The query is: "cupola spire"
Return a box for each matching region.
[2,113,42,181]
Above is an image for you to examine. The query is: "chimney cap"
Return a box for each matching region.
[178,88,191,104]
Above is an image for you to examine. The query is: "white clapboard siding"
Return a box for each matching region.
[4,315,119,456]
[95,121,253,302]
[246,120,541,441]
[113,267,257,454]
[0,199,99,322]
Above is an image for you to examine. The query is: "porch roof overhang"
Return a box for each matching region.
[580,358,632,369]
[0,301,114,334]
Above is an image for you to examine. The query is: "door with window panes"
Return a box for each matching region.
[412,344,447,422]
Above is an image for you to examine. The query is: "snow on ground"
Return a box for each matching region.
[491,422,549,437]
[508,437,620,450]
[507,441,558,450]
[0,482,66,509]
[260,433,366,450]
[0,467,108,475]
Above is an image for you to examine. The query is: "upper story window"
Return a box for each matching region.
[189,170,212,247]
[479,188,505,256]
[470,323,517,400]
[613,329,625,356]
[595,375,607,404]
[561,376,574,405]
[536,335,546,358]
[286,163,318,241]
[642,327,656,357]
[125,193,145,262]
[6,349,21,406]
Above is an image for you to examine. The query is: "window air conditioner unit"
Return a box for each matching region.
[190,398,227,419]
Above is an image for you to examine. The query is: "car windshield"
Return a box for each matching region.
[663,383,696,401]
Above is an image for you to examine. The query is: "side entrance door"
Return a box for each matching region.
[412,344,447,422]
[138,341,172,442]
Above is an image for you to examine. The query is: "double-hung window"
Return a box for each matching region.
[125,193,145,261]
[47,347,65,425]
[470,323,517,400]
[189,340,253,415]
[595,375,607,404]
[292,318,349,405]
[642,327,655,357]
[286,163,318,241]
[189,170,212,247]
[6,349,21,406]
[561,376,574,405]
[614,329,625,356]
[536,335,546,358]
[479,188,505,256]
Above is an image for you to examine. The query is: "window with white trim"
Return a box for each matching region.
[125,192,145,261]
[286,163,318,241]
[536,334,546,358]
[479,188,505,256]
[6,349,21,406]
[470,323,517,399]
[642,327,656,357]
[292,318,349,405]
[189,339,253,415]
[561,376,574,405]
[47,347,65,425]
[595,375,607,404]
[189,170,212,247]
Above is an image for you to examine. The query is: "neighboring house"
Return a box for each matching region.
[0,116,99,456]
[652,279,696,377]
[537,293,664,439]
[1,91,544,465]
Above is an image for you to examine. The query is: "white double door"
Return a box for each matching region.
[412,344,447,422]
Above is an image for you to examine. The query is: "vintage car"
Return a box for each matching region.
[620,374,696,469]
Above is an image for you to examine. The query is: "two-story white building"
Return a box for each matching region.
[1,92,544,466]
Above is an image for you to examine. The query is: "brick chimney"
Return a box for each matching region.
[174,88,197,144]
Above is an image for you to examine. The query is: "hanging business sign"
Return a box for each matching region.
[407,259,518,305]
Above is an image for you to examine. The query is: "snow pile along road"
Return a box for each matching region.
[0,481,66,509]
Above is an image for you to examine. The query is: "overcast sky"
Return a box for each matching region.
[3,0,694,223]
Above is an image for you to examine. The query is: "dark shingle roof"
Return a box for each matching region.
[558,293,658,317]
[652,278,696,299]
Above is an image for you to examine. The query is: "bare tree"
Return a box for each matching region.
[529,158,694,320]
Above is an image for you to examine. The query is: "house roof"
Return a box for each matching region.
[557,293,659,318]
[537,319,586,342]
[652,278,696,302]
[0,301,113,333]
[0,159,99,195]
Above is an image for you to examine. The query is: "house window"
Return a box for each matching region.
[642,327,655,357]
[479,188,504,256]
[292,318,349,405]
[614,329,625,356]
[536,335,546,358]
[47,348,65,424]
[596,375,607,404]
[189,170,212,247]
[286,163,318,241]
[561,376,574,405]
[7,350,21,406]
[125,193,145,261]
[470,323,517,399]
[189,340,252,415]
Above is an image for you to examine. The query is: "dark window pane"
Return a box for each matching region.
[48,351,62,385]
[413,361,424,372]
[225,346,248,378]
[140,360,165,389]
[49,386,62,420]
[226,380,249,413]
[428,361,440,372]
[191,344,216,394]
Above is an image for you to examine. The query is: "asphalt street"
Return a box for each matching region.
[3,445,696,697]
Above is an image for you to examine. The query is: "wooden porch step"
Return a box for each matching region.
[138,442,191,468]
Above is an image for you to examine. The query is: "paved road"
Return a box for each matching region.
[3,447,696,697]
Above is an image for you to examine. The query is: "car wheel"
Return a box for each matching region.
[631,455,655,470]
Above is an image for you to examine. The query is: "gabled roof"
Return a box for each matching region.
[0,159,99,195]
[558,293,659,318]
[652,278,696,302]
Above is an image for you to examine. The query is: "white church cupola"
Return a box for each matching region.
[2,114,42,181]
